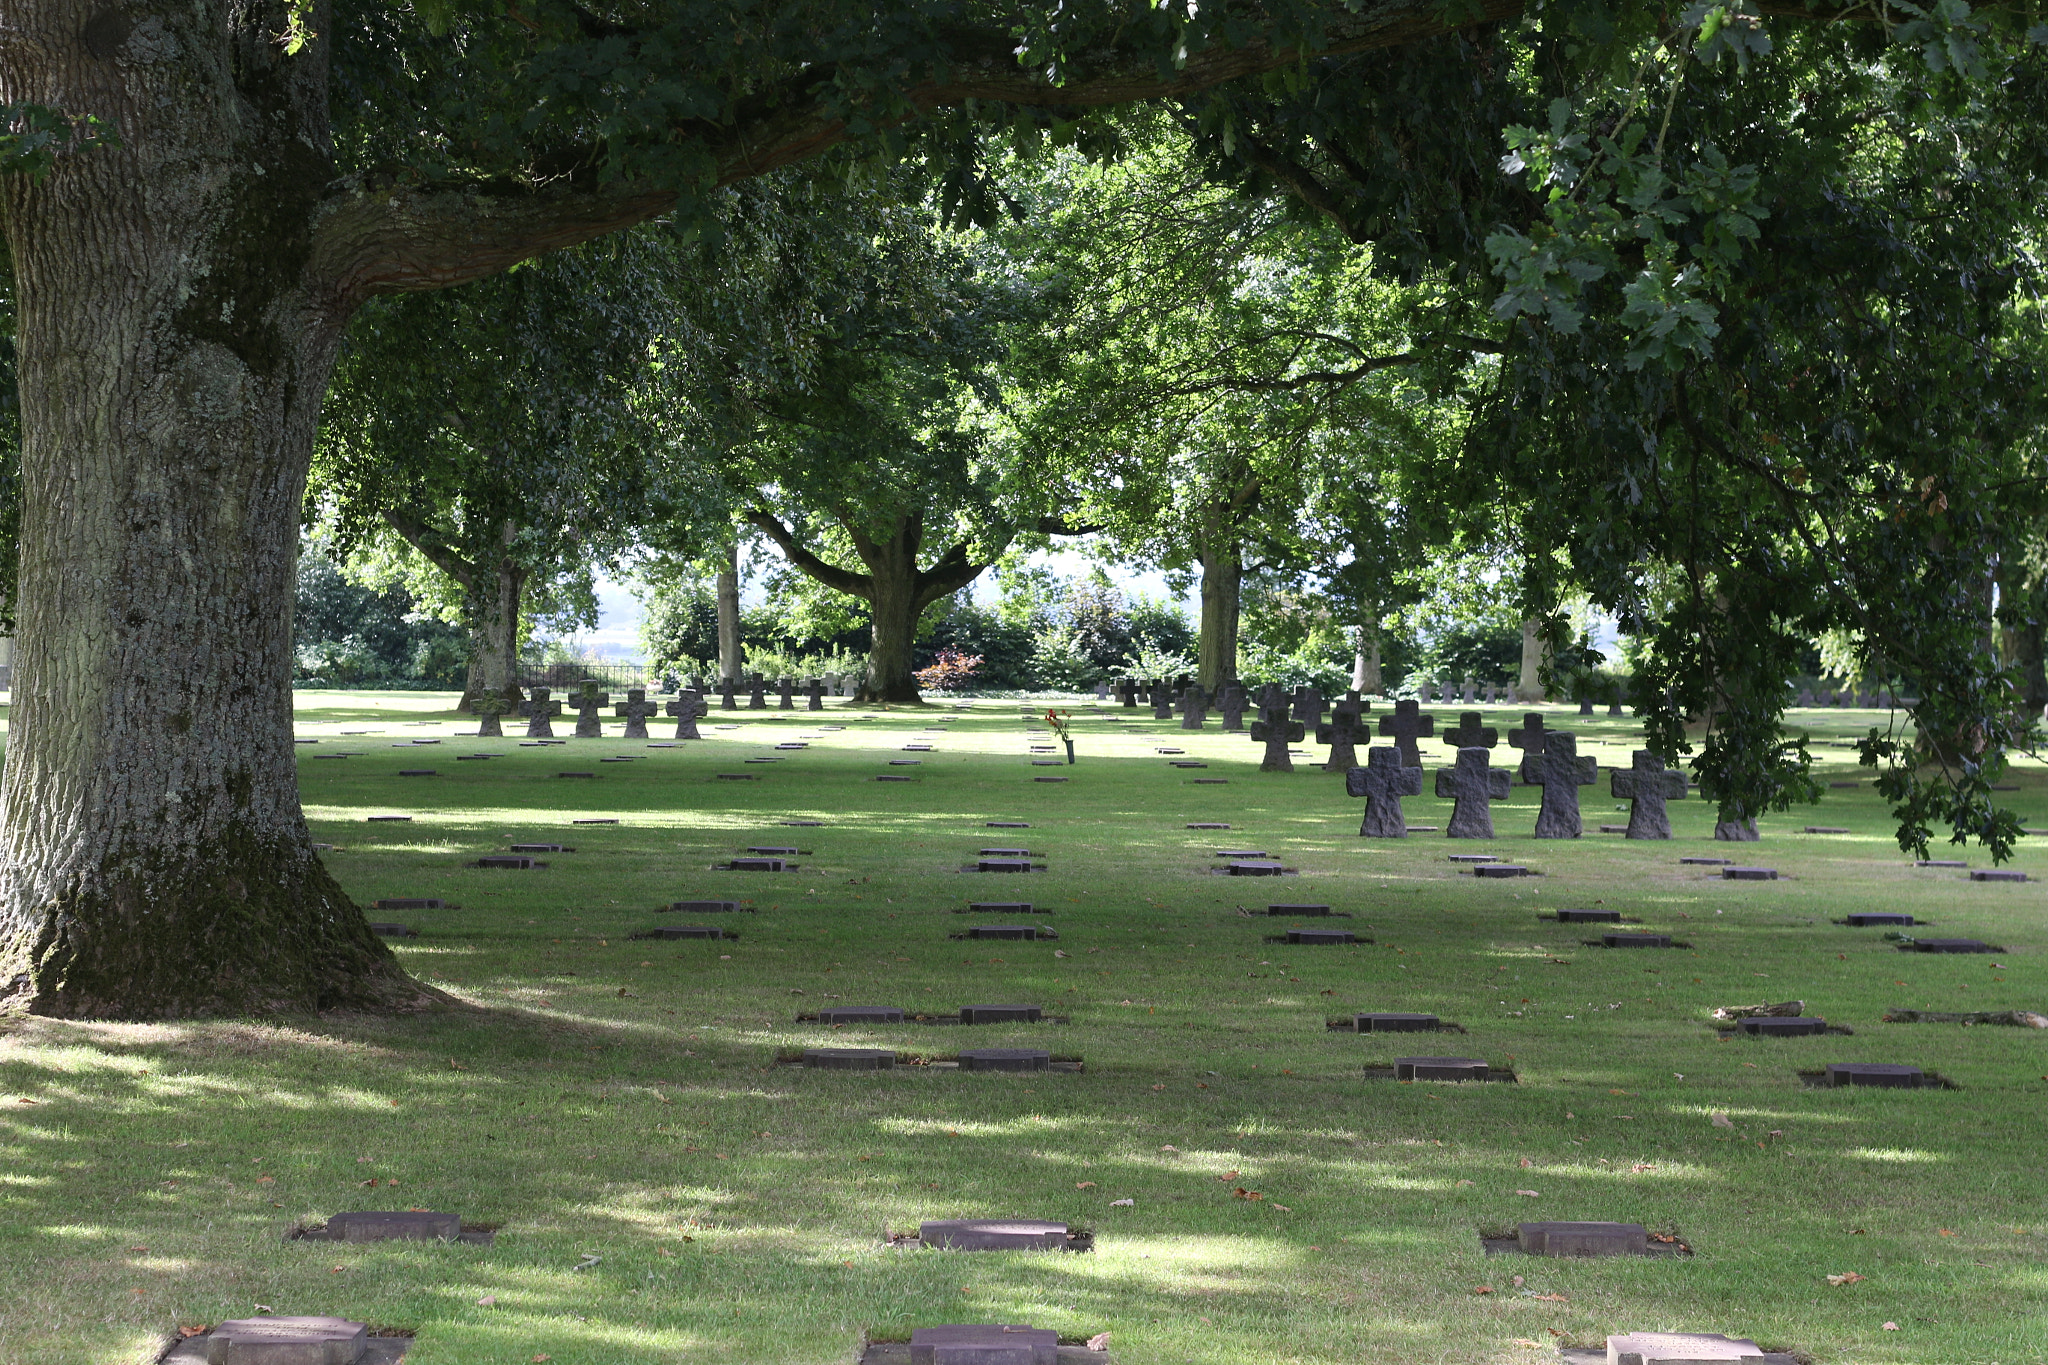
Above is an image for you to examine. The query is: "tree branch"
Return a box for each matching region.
[382,509,478,590]
[745,509,874,598]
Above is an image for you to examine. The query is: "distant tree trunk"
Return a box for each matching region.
[1352,623,1382,695]
[716,542,743,683]
[1996,554,2048,717]
[1517,618,1549,702]
[1195,540,1242,692]
[383,513,525,713]
[864,548,925,702]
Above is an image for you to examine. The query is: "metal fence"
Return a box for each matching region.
[519,660,649,691]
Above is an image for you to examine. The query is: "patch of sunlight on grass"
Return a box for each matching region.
[1671,1104,1860,1124]
[874,1114,1128,1139]
[0,1173,53,1186]
[392,945,484,957]
[1846,1146,1950,1163]
[1336,1227,1445,1250]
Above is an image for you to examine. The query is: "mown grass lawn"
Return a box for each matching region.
[2,690,2043,1365]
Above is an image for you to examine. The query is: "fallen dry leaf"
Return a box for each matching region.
[1513,1340,1544,1349]
[1472,1285,1494,1295]
[1631,1163,1656,1173]
[533,1356,552,1363]
[1217,1170,1240,1182]
[1151,1084,1166,1091]
[179,1326,208,1338]
[1110,1198,1134,1207]
[1711,1112,1734,1129]
[1456,1179,1474,1187]
[1271,1203,1292,1212]
[256,1176,274,1184]
[1530,1292,1569,1303]
[1054,950,1070,958]
[1882,1322,1899,1331]
[1518,1157,1533,1168]
[1515,1190,1540,1198]
[1076,1181,1097,1189]
[1234,1188,1264,1201]
[476,1295,497,1307]
[1086,1332,1111,1351]
[1825,1272,1865,1287]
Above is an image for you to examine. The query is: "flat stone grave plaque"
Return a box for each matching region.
[783,820,826,827]
[509,844,565,853]
[1915,859,1965,868]
[558,771,596,779]
[455,755,493,762]
[1721,867,1778,880]
[1971,869,2027,882]
[1601,932,1673,948]
[168,1316,387,1365]
[1516,1221,1649,1257]
[777,743,809,750]
[966,901,1034,915]
[1908,938,1994,953]
[320,1211,461,1243]
[968,925,1050,941]
[1286,928,1358,945]
[903,744,932,751]
[1186,822,1230,829]
[1741,1016,1826,1036]
[919,1219,1070,1251]
[1448,853,1498,863]
[1680,856,1733,865]
[1804,825,1849,834]
[1268,903,1330,916]
[1598,824,1628,834]
[372,898,442,910]
[745,757,781,764]
[804,1048,895,1070]
[977,858,1033,872]
[959,1004,1042,1024]
[367,923,417,938]
[1215,848,1269,858]
[890,759,922,766]
[367,815,411,823]
[1824,1062,1924,1087]
[728,857,788,871]
[906,1324,1059,1365]
[819,1007,905,1023]
[1155,746,1184,754]
[1404,825,1439,833]
[475,855,537,869]
[878,775,915,782]
[1356,1013,1439,1032]
[1605,1331,1792,1365]
[573,817,619,824]
[987,822,1030,828]
[1394,1056,1489,1081]
[979,847,1031,856]
[1844,912,1914,925]
[1554,909,1621,923]
[1191,777,1225,784]
[665,900,741,914]
[747,845,803,854]
[1169,761,1208,768]
[601,756,637,763]
[1030,760,1063,766]
[1474,864,1531,878]
[631,925,733,941]
[960,1048,1053,1072]
[717,773,761,781]
[397,769,437,777]
[1223,861,1284,876]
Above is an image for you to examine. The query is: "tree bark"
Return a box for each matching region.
[1353,623,1383,695]
[1196,540,1243,692]
[1995,553,2048,716]
[716,542,743,683]
[383,513,525,712]
[0,2,428,1017]
[1517,618,1549,702]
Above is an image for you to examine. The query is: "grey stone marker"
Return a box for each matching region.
[367,923,417,938]
[953,1003,1045,1025]
[1250,705,1305,773]
[1287,928,1357,944]
[960,1048,1053,1072]
[806,677,826,710]
[1356,1013,1438,1031]
[908,1324,1058,1365]
[373,897,441,910]
[1217,685,1247,731]
[615,688,658,738]
[1721,866,1778,880]
[1376,699,1436,767]
[1506,712,1550,776]
[1601,932,1672,948]
[666,899,739,913]
[567,681,610,737]
[747,675,769,709]
[1179,682,1209,730]
[1845,913,1914,926]
[1393,1056,1489,1081]
[1150,679,1173,721]
[476,855,537,869]
[1268,903,1331,916]
[1915,859,1964,867]
[1825,1063,1923,1088]
[1522,732,1598,838]
[778,676,796,710]
[968,925,1049,941]
[1605,1331,1790,1365]
[633,925,731,940]
[1439,712,1498,751]
[1971,869,2028,882]
[1742,1017,1826,1036]
[1474,864,1530,878]
[666,689,706,739]
[1552,908,1619,923]
[1348,745,1422,838]
[1611,750,1688,839]
[804,1048,895,1069]
[519,686,562,738]
[1436,747,1511,839]
[919,1220,1070,1250]
[1291,686,1327,729]
[1225,861,1284,875]
[324,1211,461,1242]
[1681,856,1733,865]
[1317,701,1371,772]
[178,1317,375,1365]
[473,692,511,738]
[1910,938,1994,953]
[719,678,738,709]
[1517,1221,1648,1256]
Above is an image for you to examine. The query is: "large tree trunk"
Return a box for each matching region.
[1195,540,1242,692]
[716,542,743,683]
[1352,623,1382,695]
[861,544,926,704]
[0,2,424,1017]
[1516,618,1549,702]
[469,552,527,709]
[1996,553,2048,717]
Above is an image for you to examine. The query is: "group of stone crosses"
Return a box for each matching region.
[473,681,727,741]
[1113,676,1253,731]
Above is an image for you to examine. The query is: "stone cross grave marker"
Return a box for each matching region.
[1440,711,1497,751]
[615,688,657,739]
[519,686,562,738]
[1507,712,1550,782]
[1521,730,1598,837]
[473,692,510,738]
[1119,679,1138,708]
[1249,705,1305,772]
[567,681,610,737]
[1094,680,1109,700]
[1218,684,1247,731]
[1376,698,1436,767]
[1317,699,1370,772]
[1436,748,1512,838]
[1151,679,1174,720]
[1292,685,1326,729]
[1612,750,1688,839]
[1179,681,1209,730]
[778,676,796,709]
[806,677,825,711]
[747,674,768,709]
[1348,745,1422,837]
[666,689,706,739]
[1460,676,1477,703]
[718,678,738,709]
